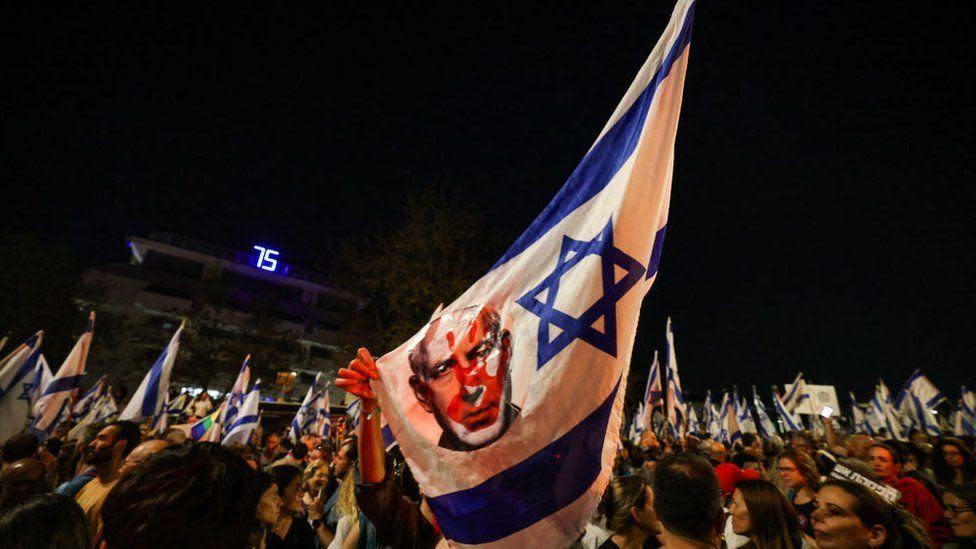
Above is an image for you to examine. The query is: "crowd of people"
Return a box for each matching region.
[1,376,975,548]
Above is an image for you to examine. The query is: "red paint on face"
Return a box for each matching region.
[423,306,509,433]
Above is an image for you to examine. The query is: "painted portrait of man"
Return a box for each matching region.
[407,304,519,451]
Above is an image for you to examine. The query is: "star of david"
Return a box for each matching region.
[18,382,33,402]
[516,219,645,368]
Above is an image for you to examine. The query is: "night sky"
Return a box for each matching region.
[5,3,973,399]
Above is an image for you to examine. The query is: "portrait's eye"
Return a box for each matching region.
[431,359,454,378]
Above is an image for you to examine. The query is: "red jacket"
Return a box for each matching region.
[889,476,951,546]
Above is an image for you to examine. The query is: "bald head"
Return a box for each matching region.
[707,442,727,463]
[120,439,171,476]
[0,458,47,510]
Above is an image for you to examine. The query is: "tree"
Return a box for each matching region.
[333,187,505,361]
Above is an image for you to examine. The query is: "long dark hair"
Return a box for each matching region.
[736,479,803,549]
[0,494,89,549]
[819,479,929,548]
[932,438,976,486]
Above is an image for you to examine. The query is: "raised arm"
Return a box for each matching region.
[335,347,385,484]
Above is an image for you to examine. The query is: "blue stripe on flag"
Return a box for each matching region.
[141,347,169,418]
[427,378,620,544]
[645,225,667,279]
[229,414,258,431]
[381,425,396,450]
[41,375,85,396]
[490,3,695,270]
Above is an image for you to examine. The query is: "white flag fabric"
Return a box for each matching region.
[71,374,106,420]
[686,403,701,435]
[120,320,185,422]
[898,369,945,437]
[315,383,332,438]
[0,332,44,442]
[773,388,802,432]
[220,355,251,435]
[638,350,663,431]
[735,392,756,435]
[664,318,686,437]
[289,372,324,443]
[223,384,261,446]
[956,387,976,437]
[367,1,694,544]
[32,313,95,438]
[782,372,810,414]
[752,386,777,438]
[871,380,905,441]
[27,354,54,410]
[849,391,870,434]
[703,390,721,440]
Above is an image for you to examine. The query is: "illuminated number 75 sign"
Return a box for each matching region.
[252,246,280,272]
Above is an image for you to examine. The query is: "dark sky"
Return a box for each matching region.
[5,3,974,399]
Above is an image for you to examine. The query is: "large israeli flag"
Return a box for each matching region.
[0,332,44,442]
[120,320,185,422]
[223,384,261,446]
[369,1,694,545]
[32,313,95,438]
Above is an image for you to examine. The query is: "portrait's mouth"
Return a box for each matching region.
[461,405,497,428]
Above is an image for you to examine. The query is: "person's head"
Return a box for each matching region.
[776,448,819,492]
[845,434,875,461]
[332,436,357,478]
[0,458,47,511]
[932,438,975,486]
[729,479,802,548]
[86,420,140,468]
[101,443,264,549]
[707,441,727,463]
[119,439,172,476]
[600,475,661,536]
[742,433,764,457]
[255,472,281,528]
[0,494,89,549]
[908,429,928,446]
[652,452,722,544]
[163,428,188,446]
[943,482,976,540]
[407,304,515,450]
[303,460,330,494]
[790,432,814,456]
[812,479,929,549]
[732,452,762,473]
[290,440,308,462]
[1,433,39,464]
[263,433,280,453]
[867,444,902,483]
[269,464,304,515]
